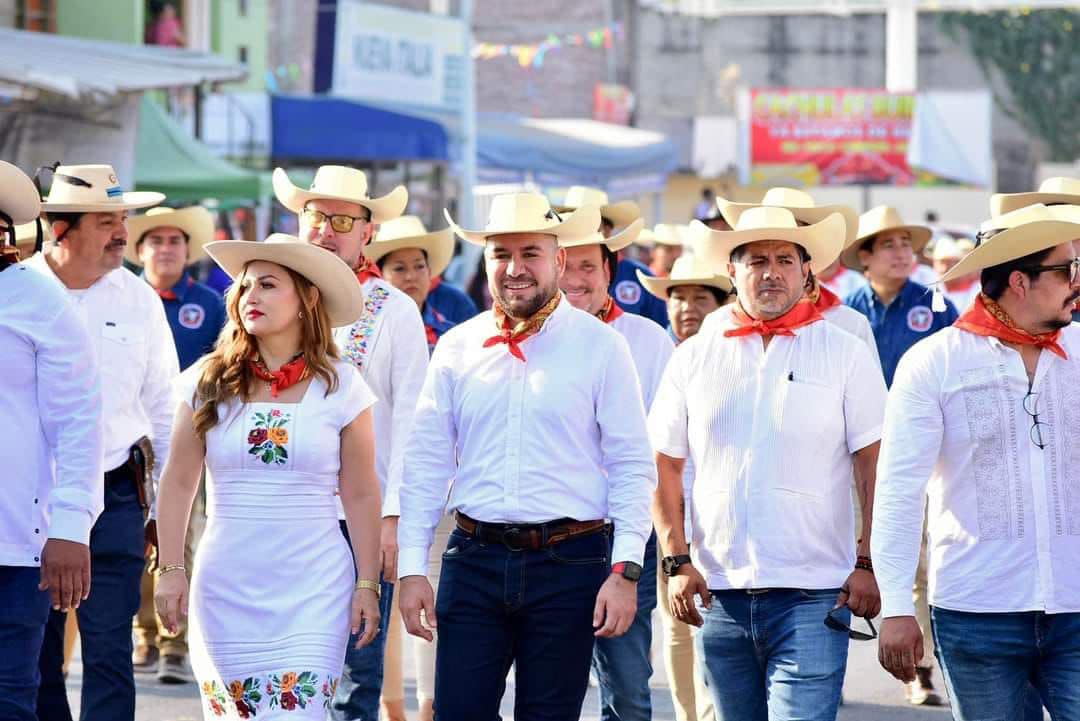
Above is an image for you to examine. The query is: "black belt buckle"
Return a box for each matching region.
[501,526,526,551]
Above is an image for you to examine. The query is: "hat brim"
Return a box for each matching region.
[840,224,932,270]
[41,191,164,214]
[365,228,455,278]
[717,198,859,247]
[637,268,733,300]
[204,240,365,328]
[695,212,847,275]
[553,200,640,230]
[125,207,216,267]
[0,162,42,225]
[561,218,644,253]
[445,205,602,247]
[940,220,1080,284]
[272,168,407,225]
[991,191,1080,218]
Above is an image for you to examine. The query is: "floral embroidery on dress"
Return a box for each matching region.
[341,285,390,372]
[321,677,339,709]
[201,680,230,717]
[228,677,263,718]
[267,671,318,711]
[247,409,291,465]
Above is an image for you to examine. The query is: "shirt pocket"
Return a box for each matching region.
[101,321,147,377]
[776,376,843,498]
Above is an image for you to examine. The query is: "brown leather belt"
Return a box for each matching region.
[455,512,609,551]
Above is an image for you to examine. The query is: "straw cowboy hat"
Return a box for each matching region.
[637,254,734,300]
[991,177,1080,218]
[40,164,163,213]
[652,223,687,247]
[124,206,216,267]
[445,192,601,247]
[633,227,656,247]
[365,216,454,277]
[560,218,645,253]
[692,206,846,276]
[205,233,365,327]
[13,219,53,258]
[931,235,975,262]
[0,161,42,226]
[553,186,640,229]
[273,166,408,225]
[717,187,859,247]
[839,205,932,270]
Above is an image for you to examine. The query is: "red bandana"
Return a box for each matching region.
[156,288,178,300]
[483,293,561,362]
[724,299,825,339]
[808,280,843,312]
[248,354,309,398]
[595,296,624,325]
[955,294,1068,360]
[355,257,382,285]
[425,325,439,348]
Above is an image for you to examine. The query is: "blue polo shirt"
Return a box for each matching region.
[610,258,668,327]
[421,301,457,356]
[427,278,478,324]
[845,279,958,387]
[147,272,227,371]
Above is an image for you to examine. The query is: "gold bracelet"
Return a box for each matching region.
[157,564,187,577]
[354,579,381,598]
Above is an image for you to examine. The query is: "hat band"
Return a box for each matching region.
[106,186,123,199]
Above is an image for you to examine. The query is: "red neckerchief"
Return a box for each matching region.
[355,256,382,284]
[154,275,192,301]
[724,299,825,339]
[429,276,442,292]
[595,295,624,324]
[807,279,843,312]
[483,293,561,362]
[248,354,309,398]
[955,294,1068,360]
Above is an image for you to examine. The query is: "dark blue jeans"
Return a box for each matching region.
[592,533,657,721]
[434,527,610,721]
[37,469,145,721]
[330,520,394,721]
[0,566,51,721]
[932,606,1080,721]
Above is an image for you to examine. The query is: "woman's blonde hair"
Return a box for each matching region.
[191,262,340,438]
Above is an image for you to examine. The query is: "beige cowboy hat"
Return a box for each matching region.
[560,218,645,253]
[637,254,734,300]
[0,161,42,226]
[717,187,859,247]
[931,235,975,262]
[12,219,52,259]
[40,164,163,213]
[652,223,687,247]
[445,192,601,247]
[940,204,1080,284]
[991,177,1080,218]
[205,233,365,327]
[692,206,846,275]
[365,215,455,278]
[273,166,408,225]
[124,206,216,267]
[553,186,640,229]
[839,205,933,270]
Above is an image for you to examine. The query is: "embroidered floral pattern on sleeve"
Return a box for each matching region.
[247,409,291,466]
[199,673,339,716]
[341,285,390,373]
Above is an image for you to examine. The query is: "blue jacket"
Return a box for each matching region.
[610,258,668,327]
[148,272,227,371]
[428,279,478,324]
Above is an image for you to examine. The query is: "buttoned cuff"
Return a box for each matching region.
[381,494,400,518]
[611,534,646,567]
[398,547,430,579]
[47,508,94,546]
[881,591,917,619]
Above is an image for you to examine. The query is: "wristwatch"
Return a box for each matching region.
[611,561,643,582]
[661,554,692,577]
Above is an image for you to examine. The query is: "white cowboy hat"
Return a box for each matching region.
[444,192,601,247]
[273,166,408,225]
[560,218,645,253]
[931,235,975,262]
[633,227,657,247]
[205,234,365,327]
[991,177,1080,218]
[12,219,52,259]
[125,206,216,267]
[365,215,454,278]
[652,223,687,247]
[717,187,859,247]
[637,254,734,300]
[553,186,640,229]
[692,206,846,275]
[40,164,163,213]
[839,205,933,270]
[0,161,41,226]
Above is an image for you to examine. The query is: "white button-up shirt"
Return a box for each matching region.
[874,325,1080,618]
[610,311,674,410]
[825,304,881,368]
[398,297,656,577]
[1,264,104,565]
[649,306,887,590]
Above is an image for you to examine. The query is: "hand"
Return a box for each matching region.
[380,517,399,583]
[351,586,381,648]
[154,569,188,635]
[144,520,159,566]
[39,539,91,611]
[398,575,437,642]
[878,616,924,683]
[836,569,880,619]
[668,563,711,627]
[593,574,637,638]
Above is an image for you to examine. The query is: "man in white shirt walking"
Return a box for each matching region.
[397,193,656,721]
[651,207,886,721]
[25,164,177,721]
[874,202,1080,721]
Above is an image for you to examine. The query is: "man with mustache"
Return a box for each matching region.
[397,193,655,720]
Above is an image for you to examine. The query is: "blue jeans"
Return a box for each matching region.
[592,533,657,721]
[932,606,1080,721]
[434,527,610,721]
[330,521,394,721]
[696,588,849,721]
[37,469,145,721]
[0,566,50,721]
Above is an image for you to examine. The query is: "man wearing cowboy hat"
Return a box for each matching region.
[873,203,1080,721]
[558,217,673,721]
[24,164,178,721]
[650,207,886,721]
[397,192,655,720]
[0,161,104,721]
[273,165,428,721]
[649,224,686,278]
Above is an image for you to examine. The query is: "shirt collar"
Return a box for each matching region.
[140,270,192,300]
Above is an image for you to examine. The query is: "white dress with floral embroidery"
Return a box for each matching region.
[175,359,377,719]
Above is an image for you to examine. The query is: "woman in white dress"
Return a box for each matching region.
[154,234,383,719]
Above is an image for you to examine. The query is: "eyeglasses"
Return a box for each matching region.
[302,206,369,234]
[1023,390,1050,451]
[824,606,877,641]
[1019,258,1080,286]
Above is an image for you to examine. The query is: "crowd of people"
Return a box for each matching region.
[1,154,1078,721]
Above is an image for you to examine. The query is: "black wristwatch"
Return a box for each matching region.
[661,554,692,577]
[611,561,642,582]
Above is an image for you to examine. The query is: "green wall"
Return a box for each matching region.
[212,0,268,91]
[56,0,144,44]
